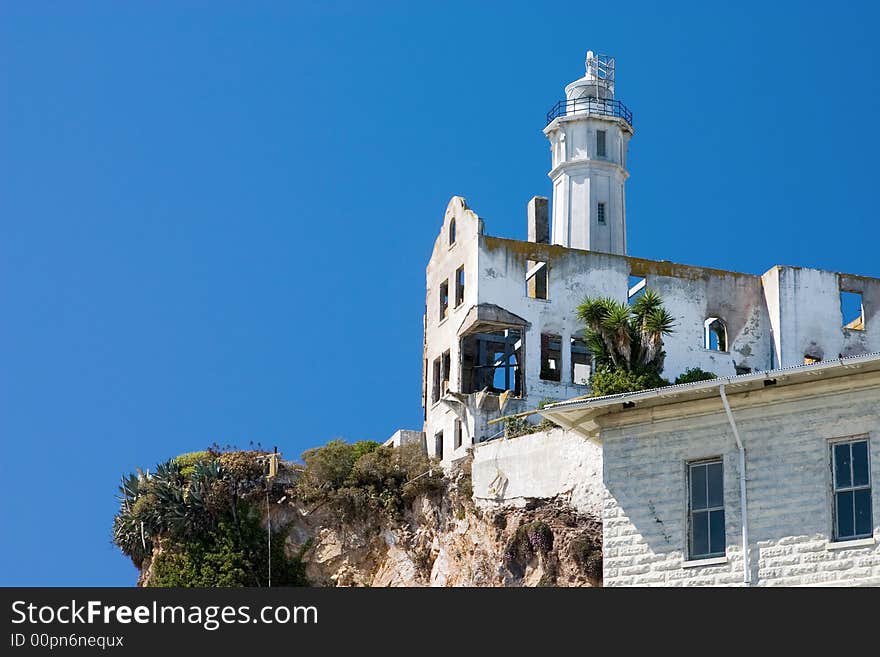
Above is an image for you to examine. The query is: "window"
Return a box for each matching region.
[597,202,606,225]
[441,350,451,396]
[832,438,872,541]
[431,357,442,403]
[804,354,821,365]
[460,328,523,396]
[455,266,465,307]
[540,334,561,382]
[596,130,606,158]
[439,280,449,321]
[688,459,725,559]
[628,274,646,305]
[454,419,462,449]
[571,337,591,384]
[435,431,444,460]
[704,317,727,351]
[526,261,548,300]
[840,290,864,330]
[449,218,456,246]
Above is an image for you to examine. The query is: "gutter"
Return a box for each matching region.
[719,383,751,585]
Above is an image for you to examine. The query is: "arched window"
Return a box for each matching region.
[704,317,727,352]
[449,218,456,245]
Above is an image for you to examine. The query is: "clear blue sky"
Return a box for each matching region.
[2,1,878,586]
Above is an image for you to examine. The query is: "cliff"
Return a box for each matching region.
[128,451,602,588]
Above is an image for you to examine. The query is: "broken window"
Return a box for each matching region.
[431,357,442,404]
[455,266,465,307]
[597,130,607,157]
[840,290,864,330]
[540,334,562,382]
[439,280,449,321]
[704,317,727,351]
[460,328,523,396]
[435,431,444,460]
[804,354,821,365]
[449,218,456,245]
[454,419,462,449]
[571,336,591,385]
[526,261,548,300]
[628,274,646,305]
[597,202,606,225]
[441,350,451,396]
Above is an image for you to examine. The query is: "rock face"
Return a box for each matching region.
[139,457,602,587]
[282,464,601,587]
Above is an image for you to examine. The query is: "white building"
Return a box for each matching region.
[409,51,880,464]
[541,354,880,586]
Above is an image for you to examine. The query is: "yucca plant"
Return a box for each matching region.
[575,288,675,374]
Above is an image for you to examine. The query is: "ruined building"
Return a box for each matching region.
[386,52,880,464]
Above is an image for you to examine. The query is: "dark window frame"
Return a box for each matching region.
[831,438,873,542]
[688,458,726,560]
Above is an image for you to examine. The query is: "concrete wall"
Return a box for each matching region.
[476,236,773,384]
[423,197,483,459]
[600,376,880,586]
[383,429,425,449]
[771,266,880,365]
[472,427,603,517]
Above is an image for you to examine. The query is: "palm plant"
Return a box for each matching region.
[575,288,675,374]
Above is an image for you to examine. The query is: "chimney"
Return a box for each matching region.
[527,196,549,244]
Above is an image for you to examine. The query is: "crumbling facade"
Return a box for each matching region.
[391,52,880,465]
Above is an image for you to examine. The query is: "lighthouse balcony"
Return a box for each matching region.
[546,97,633,128]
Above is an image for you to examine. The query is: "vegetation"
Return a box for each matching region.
[570,532,603,582]
[503,521,554,577]
[674,367,718,385]
[296,440,443,521]
[113,436,445,587]
[113,448,306,587]
[588,368,669,396]
[576,289,676,396]
[503,398,560,438]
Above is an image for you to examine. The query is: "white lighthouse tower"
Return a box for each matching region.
[544,52,633,254]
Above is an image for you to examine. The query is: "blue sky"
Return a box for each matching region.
[1,1,878,586]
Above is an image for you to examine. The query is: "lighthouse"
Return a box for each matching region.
[544,52,633,254]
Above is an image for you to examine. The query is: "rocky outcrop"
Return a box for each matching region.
[280,459,602,587]
[138,455,602,587]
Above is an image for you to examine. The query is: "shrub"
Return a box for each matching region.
[296,440,441,520]
[589,367,669,396]
[148,510,307,587]
[297,439,361,498]
[570,532,603,582]
[173,451,211,478]
[504,521,554,577]
[674,367,717,385]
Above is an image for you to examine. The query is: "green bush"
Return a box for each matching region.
[674,367,717,385]
[173,451,211,478]
[570,533,603,582]
[148,510,307,588]
[297,439,377,498]
[589,367,669,396]
[296,440,441,520]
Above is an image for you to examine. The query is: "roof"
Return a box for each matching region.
[539,352,880,439]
